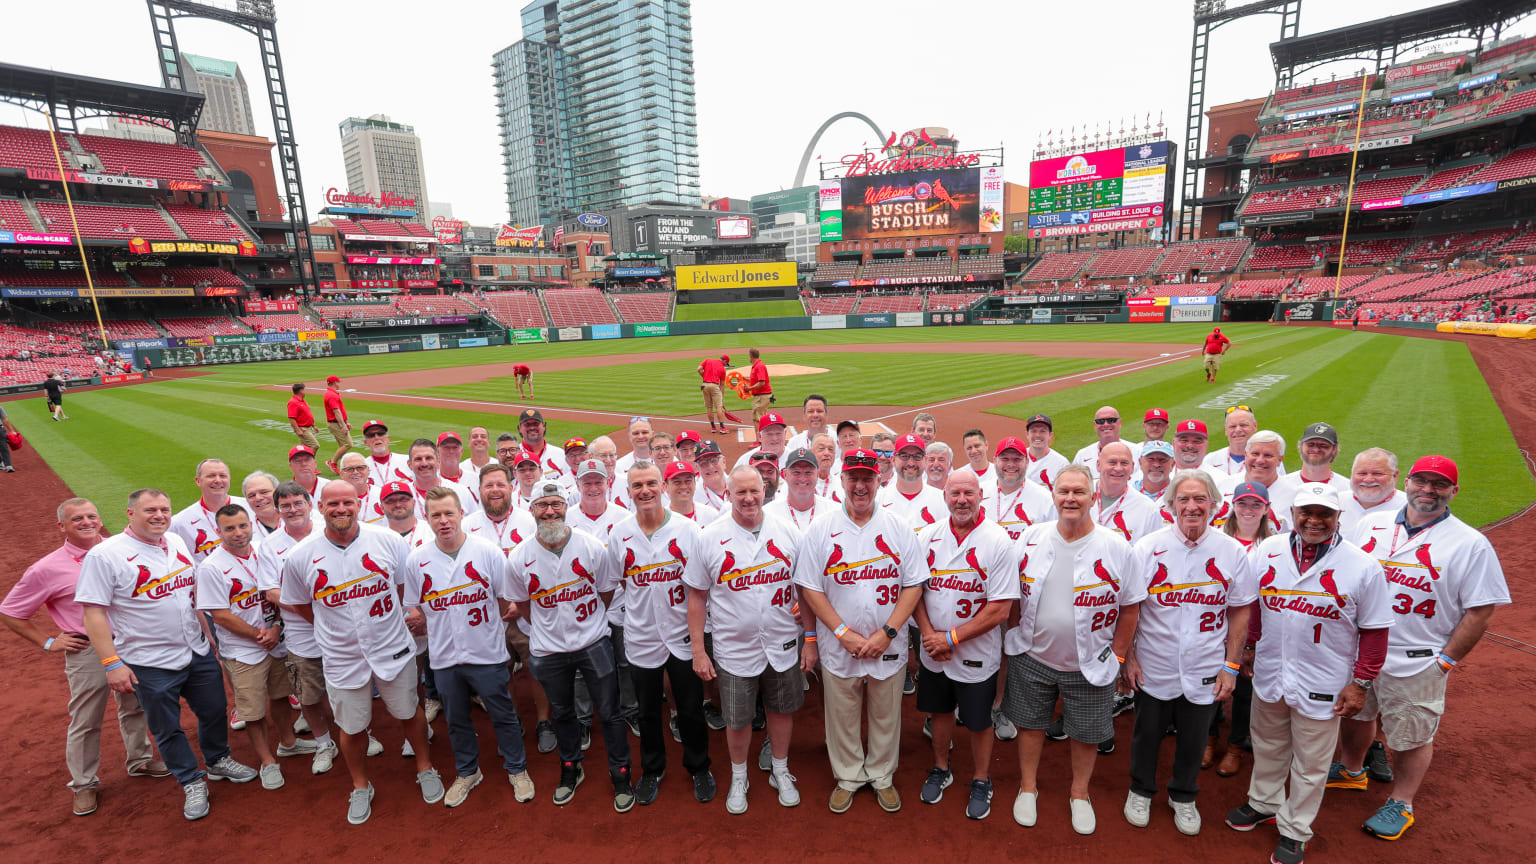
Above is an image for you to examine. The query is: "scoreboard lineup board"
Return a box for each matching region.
[1026,141,1172,237]
[1029,178,1124,213]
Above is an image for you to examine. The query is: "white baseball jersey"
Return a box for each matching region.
[699,483,729,513]
[503,528,617,657]
[687,512,804,678]
[671,503,721,526]
[607,513,701,668]
[916,519,1020,682]
[1250,533,1393,720]
[1026,449,1070,491]
[404,535,511,669]
[411,478,477,520]
[437,467,482,509]
[565,502,626,627]
[985,480,1056,540]
[460,458,496,485]
[1091,489,1165,546]
[1204,447,1287,478]
[1073,440,1142,480]
[195,545,283,664]
[1338,489,1406,537]
[366,452,412,487]
[1127,526,1257,703]
[75,531,207,669]
[462,508,537,556]
[279,523,415,690]
[614,450,645,478]
[1352,511,1510,678]
[170,496,254,562]
[784,428,830,456]
[765,495,837,531]
[1268,471,1350,518]
[525,442,568,484]
[792,505,926,681]
[732,447,789,472]
[1008,523,1139,687]
[876,483,947,532]
[255,523,322,658]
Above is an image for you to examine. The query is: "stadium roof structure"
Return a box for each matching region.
[0,62,204,143]
[1269,0,1536,76]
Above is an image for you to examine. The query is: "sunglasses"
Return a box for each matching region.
[630,416,649,425]
[1226,405,1251,414]
[1094,418,1119,425]
[873,449,894,458]
[843,455,879,470]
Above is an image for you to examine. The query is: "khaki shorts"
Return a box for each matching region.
[701,382,723,413]
[285,654,328,706]
[295,426,319,450]
[1354,662,1448,750]
[223,655,292,721]
[752,393,773,418]
[325,662,419,736]
[505,622,532,664]
[327,420,353,448]
[1203,353,1221,373]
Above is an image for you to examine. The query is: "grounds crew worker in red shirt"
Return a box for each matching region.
[323,375,352,476]
[697,353,729,433]
[1202,328,1232,384]
[288,382,320,451]
[748,348,773,422]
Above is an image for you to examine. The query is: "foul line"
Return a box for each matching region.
[1256,356,1284,368]
[313,388,750,429]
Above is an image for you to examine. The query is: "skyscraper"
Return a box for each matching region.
[494,0,699,227]
[179,53,256,137]
[338,114,432,225]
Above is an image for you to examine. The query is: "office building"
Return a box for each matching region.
[338,114,431,224]
[180,53,257,137]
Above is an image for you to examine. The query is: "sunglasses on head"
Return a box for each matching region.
[1094,417,1119,425]
[844,455,878,470]
[1226,405,1251,414]
[630,415,649,425]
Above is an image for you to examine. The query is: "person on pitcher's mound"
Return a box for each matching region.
[513,364,533,400]
[1203,327,1232,384]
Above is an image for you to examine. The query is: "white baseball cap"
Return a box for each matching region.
[1290,483,1341,512]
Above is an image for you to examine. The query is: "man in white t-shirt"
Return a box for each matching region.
[76,488,257,821]
[1338,448,1406,537]
[766,447,835,530]
[914,469,1018,820]
[877,434,946,531]
[1023,414,1070,491]
[170,458,253,563]
[1074,407,1141,480]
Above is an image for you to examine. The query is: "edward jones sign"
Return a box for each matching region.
[675,262,797,291]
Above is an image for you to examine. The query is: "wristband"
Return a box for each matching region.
[1115,654,1125,664]
[1436,652,1457,671]
[834,623,849,639]
[103,660,125,672]
[44,637,55,652]
[99,654,120,667]
[804,631,817,639]
[1223,660,1241,672]
[945,628,958,647]
[803,635,817,643]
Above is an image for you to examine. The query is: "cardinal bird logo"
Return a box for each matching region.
[1149,561,1169,591]
[1210,501,1230,525]
[1318,569,1345,607]
[668,538,688,568]
[1360,535,1377,553]
[133,564,155,595]
[360,553,390,579]
[1013,503,1033,526]
[919,507,936,524]
[1093,558,1120,590]
[875,534,901,564]
[547,459,561,474]
[623,547,637,577]
[194,528,213,552]
[1111,511,1132,542]
[1205,557,1229,589]
[314,568,331,595]
[718,550,737,581]
[1414,544,1441,581]
[823,543,844,575]
[1258,565,1276,591]
[1159,508,1174,524]
[766,539,791,571]
[927,549,936,572]
[420,570,435,603]
[1019,552,1030,577]
[571,557,595,584]
[228,576,245,601]
[176,551,193,568]
[464,560,488,589]
[527,573,542,596]
[965,547,988,581]
[1039,469,1053,490]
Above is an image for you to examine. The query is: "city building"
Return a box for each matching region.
[338,114,431,225]
[751,185,819,229]
[493,0,699,227]
[179,53,256,137]
[759,217,819,266]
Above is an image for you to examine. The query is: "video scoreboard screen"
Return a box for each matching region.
[1027,141,1171,238]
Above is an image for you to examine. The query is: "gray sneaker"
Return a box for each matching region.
[276,739,319,757]
[417,768,446,805]
[536,720,557,754]
[205,756,258,783]
[259,763,284,790]
[347,783,375,825]
[757,736,772,772]
[966,779,994,820]
[920,766,953,805]
[183,779,211,821]
[992,708,1018,741]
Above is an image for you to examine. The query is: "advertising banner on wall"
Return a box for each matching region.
[457,337,489,347]
[819,181,843,241]
[592,324,621,339]
[811,315,847,330]
[1169,305,1215,322]
[839,168,981,240]
[557,327,583,341]
[421,334,440,350]
[512,328,547,344]
[634,323,670,337]
[245,299,299,313]
[1130,307,1168,323]
[159,340,333,367]
[895,312,924,327]
[675,262,797,291]
[1027,141,1170,238]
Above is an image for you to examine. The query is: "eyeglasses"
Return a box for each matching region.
[1225,405,1251,414]
[1094,418,1119,425]
[340,465,368,473]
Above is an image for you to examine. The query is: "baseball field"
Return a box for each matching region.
[1,319,1532,861]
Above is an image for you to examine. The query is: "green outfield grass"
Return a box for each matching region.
[672,300,805,320]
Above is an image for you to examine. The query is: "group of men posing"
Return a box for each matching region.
[3,395,1508,864]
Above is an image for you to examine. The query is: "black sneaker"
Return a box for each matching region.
[579,724,591,751]
[703,701,726,731]
[553,761,584,806]
[669,715,682,743]
[625,715,641,738]
[922,717,933,739]
[613,769,636,814]
[692,769,717,803]
[919,766,952,805]
[1225,802,1277,832]
[1046,717,1068,741]
[965,778,994,820]
[636,771,663,806]
[903,671,916,696]
[1271,836,1306,864]
[1111,691,1135,717]
[1365,740,1394,783]
[536,719,557,754]
[1098,737,1115,755]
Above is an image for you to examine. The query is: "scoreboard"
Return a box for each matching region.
[1027,141,1172,238]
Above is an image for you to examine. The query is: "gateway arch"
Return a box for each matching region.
[794,112,887,188]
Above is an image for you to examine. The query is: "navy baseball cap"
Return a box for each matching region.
[695,439,723,459]
[1025,414,1052,430]
[1231,481,1270,503]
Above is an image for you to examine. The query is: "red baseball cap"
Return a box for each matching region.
[379,480,413,500]
[1174,419,1208,437]
[362,419,388,434]
[1144,408,1169,422]
[676,430,701,446]
[326,375,340,384]
[894,433,926,453]
[758,412,786,431]
[563,437,588,452]
[664,460,698,480]
[1409,455,1458,484]
[994,436,1027,457]
[721,354,730,363]
[513,450,539,467]
[840,448,880,474]
[437,430,461,445]
[288,445,315,461]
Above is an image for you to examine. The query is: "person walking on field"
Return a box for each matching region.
[748,349,774,423]
[513,363,534,400]
[697,354,729,434]
[44,372,68,421]
[288,383,320,452]
[322,376,352,476]
[1202,328,1232,384]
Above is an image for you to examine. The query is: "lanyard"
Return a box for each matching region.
[1095,492,1126,527]
[1387,520,1439,559]
[370,456,393,485]
[993,484,1028,521]
[787,501,814,528]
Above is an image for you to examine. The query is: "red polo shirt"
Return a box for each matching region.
[698,357,725,385]
[748,359,771,395]
[1203,332,1230,355]
[287,394,314,427]
[323,387,347,423]
[514,364,531,376]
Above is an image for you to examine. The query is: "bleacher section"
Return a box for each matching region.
[163,205,250,242]
[1349,172,1426,202]
[543,288,617,327]
[1485,87,1536,119]
[1141,283,1223,298]
[1245,243,1325,270]
[926,292,984,311]
[859,259,955,280]
[612,293,671,323]
[1024,251,1094,281]
[34,201,178,241]
[1086,246,1163,278]
[469,291,547,328]
[47,319,161,340]
[76,134,209,182]
[1,267,129,287]
[1242,183,1343,214]
[312,303,398,319]
[394,294,478,316]
[0,126,67,172]
[239,313,315,333]
[127,266,245,288]
[803,295,858,315]
[1224,279,1289,299]
[0,198,37,231]
[1340,273,1431,300]
[1465,145,1536,183]
[811,262,861,281]
[1154,238,1251,275]
[1415,163,1484,192]
[858,292,923,313]
[1341,238,1413,266]
[159,316,248,338]
[957,255,1005,276]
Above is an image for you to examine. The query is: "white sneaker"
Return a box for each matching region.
[259,763,284,790]
[769,769,800,807]
[402,739,414,758]
[726,773,749,815]
[1169,797,1202,835]
[1013,789,1037,827]
[293,713,311,735]
[1070,797,1097,835]
[312,742,338,775]
[366,735,383,757]
[276,739,319,757]
[424,698,442,723]
[1124,790,1152,827]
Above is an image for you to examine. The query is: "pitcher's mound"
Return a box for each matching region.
[765,364,828,377]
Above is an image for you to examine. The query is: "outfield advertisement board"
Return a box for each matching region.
[512,328,547,343]
[676,262,797,291]
[557,327,583,341]
[634,323,671,337]
[838,168,982,240]
[592,324,621,339]
[1168,305,1214,322]
[896,312,924,327]
[1130,307,1168,323]
[811,315,846,330]
[158,340,333,367]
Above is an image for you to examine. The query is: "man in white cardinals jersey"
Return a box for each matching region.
[404,487,534,808]
[664,460,721,525]
[1268,423,1350,517]
[1022,414,1069,492]
[1225,483,1391,864]
[434,431,482,510]
[1074,407,1142,480]
[336,454,382,525]
[515,408,568,484]
[614,416,654,478]
[1004,464,1140,836]
[195,504,308,790]
[76,488,257,821]
[360,420,412,487]
[794,449,926,815]
[1090,443,1164,546]
[462,464,537,554]
[877,434,946,531]
[1337,448,1406,537]
[242,470,287,542]
[502,483,633,810]
[606,463,715,806]
[987,437,1055,541]
[1122,470,1256,835]
[688,466,810,815]
[170,458,253,563]
[766,447,836,530]
[1171,419,1211,473]
[913,469,1019,820]
[257,481,339,775]
[1204,407,1257,479]
[694,439,730,512]
[461,426,495,479]
[960,429,998,494]
[1337,456,1509,842]
[406,439,475,519]
[280,482,444,825]
[1212,432,1292,534]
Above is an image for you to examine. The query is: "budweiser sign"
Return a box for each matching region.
[494,224,544,247]
[843,150,981,178]
[325,187,417,209]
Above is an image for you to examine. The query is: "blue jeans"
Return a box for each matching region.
[528,636,630,779]
[130,650,229,785]
[435,662,528,778]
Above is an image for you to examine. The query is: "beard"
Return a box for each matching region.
[536,519,569,546]
[483,497,510,519]
[1353,485,1391,505]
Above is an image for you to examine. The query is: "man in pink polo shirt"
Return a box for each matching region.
[1,497,168,817]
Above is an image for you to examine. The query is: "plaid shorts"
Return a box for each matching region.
[1002,651,1113,744]
[717,663,805,729]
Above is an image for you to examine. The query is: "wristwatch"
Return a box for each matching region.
[881,624,899,639]
[1351,677,1373,691]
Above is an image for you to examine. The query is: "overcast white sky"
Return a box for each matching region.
[3,0,1517,225]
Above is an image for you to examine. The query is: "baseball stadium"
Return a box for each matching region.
[1,1,1534,862]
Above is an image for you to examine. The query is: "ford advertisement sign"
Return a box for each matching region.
[577,212,609,228]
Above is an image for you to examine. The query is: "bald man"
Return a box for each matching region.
[1073,408,1140,481]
